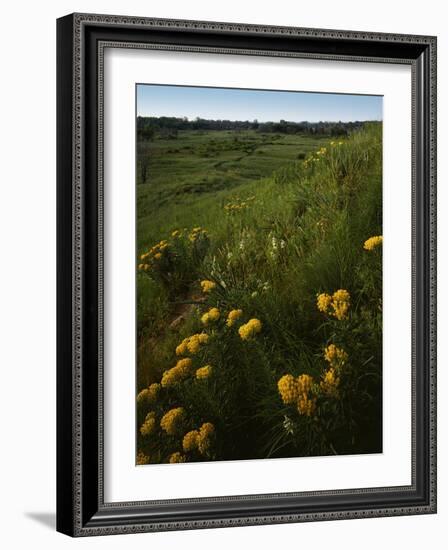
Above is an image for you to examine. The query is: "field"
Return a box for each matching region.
[136,124,383,465]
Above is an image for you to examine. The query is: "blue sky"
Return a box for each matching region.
[137,84,382,123]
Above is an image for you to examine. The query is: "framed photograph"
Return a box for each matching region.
[57,13,437,536]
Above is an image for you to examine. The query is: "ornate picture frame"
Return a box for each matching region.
[57,13,436,536]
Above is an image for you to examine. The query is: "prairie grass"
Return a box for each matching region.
[136,123,382,464]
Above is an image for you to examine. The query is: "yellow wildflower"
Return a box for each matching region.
[297,373,313,395]
[176,333,209,356]
[196,365,212,380]
[137,388,151,406]
[277,373,316,417]
[226,309,243,327]
[182,430,199,452]
[140,412,156,436]
[186,334,201,354]
[137,383,160,405]
[331,289,350,320]
[171,229,181,238]
[201,307,220,325]
[317,289,350,320]
[136,450,150,465]
[197,422,215,456]
[363,235,383,251]
[278,374,300,405]
[324,344,348,369]
[201,312,210,325]
[160,407,185,435]
[320,367,340,397]
[147,382,160,402]
[238,318,262,340]
[316,293,332,314]
[154,252,162,260]
[169,452,186,464]
[200,280,216,293]
[297,394,317,416]
[176,339,189,356]
[161,358,193,387]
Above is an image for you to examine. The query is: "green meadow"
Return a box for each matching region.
[136,123,383,465]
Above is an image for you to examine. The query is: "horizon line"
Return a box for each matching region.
[136,114,382,124]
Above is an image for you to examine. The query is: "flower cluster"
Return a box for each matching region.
[189,226,208,243]
[182,430,199,452]
[277,374,299,405]
[277,373,317,416]
[140,411,157,436]
[169,451,186,463]
[320,367,340,397]
[200,279,216,293]
[180,423,215,457]
[363,235,383,251]
[316,289,351,321]
[137,382,161,406]
[196,365,212,380]
[160,407,185,435]
[226,309,243,328]
[161,358,194,387]
[197,422,215,456]
[238,318,262,340]
[176,333,209,356]
[303,142,344,168]
[224,195,255,213]
[201,307,220,326]
[138,239,169,271]
[136,450,150,465]
[324,344,348,370]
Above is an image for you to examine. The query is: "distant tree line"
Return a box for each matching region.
[137,116,376,140]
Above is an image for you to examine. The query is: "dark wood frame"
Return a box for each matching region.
[57,13,437,537]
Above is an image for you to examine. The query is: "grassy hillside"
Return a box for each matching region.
[136,123,383,465]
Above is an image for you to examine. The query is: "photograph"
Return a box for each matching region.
[135,84,384,465]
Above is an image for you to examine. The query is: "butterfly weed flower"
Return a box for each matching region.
[182,430,199,452]
[201,307,220,326]
[197,422,215,457]
[238,318,262,340]
[277,373,316,417]
[160,407,185,436]
[161,358,193,387]
[176,333,209,356]
[320,367,340,397]
[316,293,332,314]
[147,382,160,401]
[196,365,212,380]
[331,289,350,320]
[169,452,186,464]
[140,411,157,436]
[136,450,150,465]
[278,374,300,405]
[297,393,317,416]
[324,344,348,370]
[200,280,216,293]
[317,290,350,320]
[137,388,151,406]
[226,309,243,328]
[363,235,383,251]
[137,382,161,406]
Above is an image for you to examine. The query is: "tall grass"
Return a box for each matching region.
[136,123,383,464]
